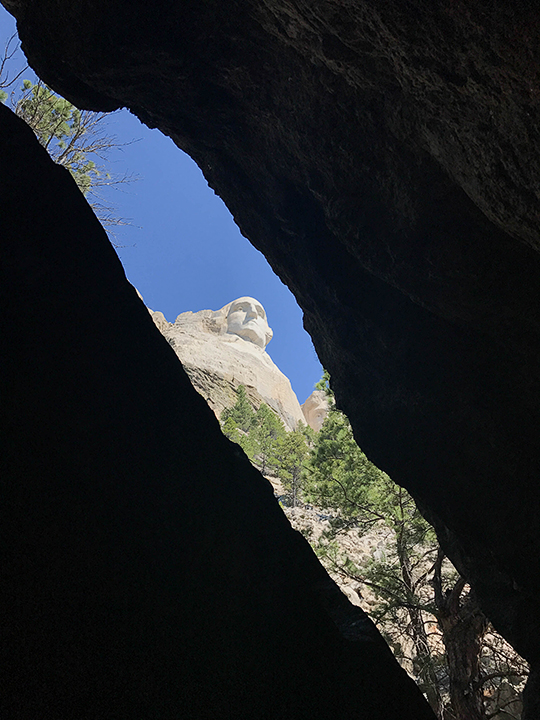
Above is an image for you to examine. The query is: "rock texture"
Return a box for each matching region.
[301,390,330,432]
[147,300,305,430]
[5,0,540,714]
[0,103,434,718]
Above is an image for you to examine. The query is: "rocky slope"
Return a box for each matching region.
[147,299,306,430]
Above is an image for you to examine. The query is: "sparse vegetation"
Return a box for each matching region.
[222,376,528,719]
[1,34,136,235]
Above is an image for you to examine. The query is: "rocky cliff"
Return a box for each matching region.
[147,298,306,431]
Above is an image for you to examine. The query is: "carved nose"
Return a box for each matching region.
[246,306,257,319]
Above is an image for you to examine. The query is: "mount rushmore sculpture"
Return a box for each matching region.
[147,296,325,431]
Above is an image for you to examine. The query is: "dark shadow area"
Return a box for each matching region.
[4,0,540,716]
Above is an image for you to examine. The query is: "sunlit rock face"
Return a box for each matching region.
[6,0,540,713]
[225,296,273,349]
[302,390,330,432]
[147,297,305,431]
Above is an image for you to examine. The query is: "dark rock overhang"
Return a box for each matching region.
[3,0,540,715]
[0,100,434,718]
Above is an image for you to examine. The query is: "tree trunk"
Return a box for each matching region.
[408,603,444,717]
[396,516,443,717]
[434,550,489,720]
[438,593,488,720]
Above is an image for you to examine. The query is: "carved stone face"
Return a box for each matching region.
[226,296,273,348]
[301,390,329,432]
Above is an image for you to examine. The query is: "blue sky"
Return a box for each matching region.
[1,8,322,403]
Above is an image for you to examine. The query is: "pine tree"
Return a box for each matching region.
[314,368,333,400]
[252,403,285,476]
[274,422,309,507]
[221,386,259,460]
[221,415,241,445]
[303,372,527,719]
[1,37,135,234]
[303,407,383,520]
[221,385,255,433]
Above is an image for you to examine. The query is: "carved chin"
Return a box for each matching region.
[236,327,266,348]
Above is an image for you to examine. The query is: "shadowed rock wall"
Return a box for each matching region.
[3,0,540,715]
[0,102,434,717]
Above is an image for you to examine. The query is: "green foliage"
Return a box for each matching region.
[274,423,309,506]
[303,407,385,521]
[221,387,260,460]
[220,387,311,491]
[18,81,76,147]
[221,371,527,717]
[221,389,289,471]
[314,368,334,405]
[356,480,440,625]
[252,403,286,475]
[15,80,101,196]
[1,44,135,234]
[221,385,255,433]
[304,371,526,719]
[221,415,241,444]
[299,419,315,446]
